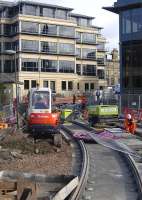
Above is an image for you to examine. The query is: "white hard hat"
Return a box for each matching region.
[127,114,132,119]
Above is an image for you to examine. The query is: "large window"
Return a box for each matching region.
[76,48,81,58]
[41,60,57,72]
[62,81,66,90]
[59,43,75,55]
[79,18,88,27]
[76,64,81,75]
[82,48,96,60]
[76,32,81,42]
[59,26,75,37]
[40,24,57,35]
[83,65,96,76]
[22,58,38,71]
[24,80,29,90]
[97,69,105,79]
[59,61,75,73]
[4,60,15,73]
[3,23,18,36]
[55,9,67,19]
[31,80,37,88]
[82,33,96,43]
[41,42,57,54]
[21,21,38,33]
[42,7,54,18]
[21,40,39,52]
[122,42,142,91]
[23,5,39,16]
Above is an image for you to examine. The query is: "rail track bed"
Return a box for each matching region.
[63,121,142,200]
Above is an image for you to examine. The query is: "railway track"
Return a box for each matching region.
[62,121,142,200]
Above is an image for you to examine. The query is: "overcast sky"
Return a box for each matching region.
[34,0,119,52]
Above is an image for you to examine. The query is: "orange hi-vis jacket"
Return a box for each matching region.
[124,118,136,134]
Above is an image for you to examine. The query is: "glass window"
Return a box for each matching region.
[71,16,78,24]
[43,81,48,88]
[32,91,49,109]
[82,33,96,43]
[23,5,39,16]
[50,81,56,93]
[76,64,81,75]
[85,83,89,91]
[79,18,88,27]
[55,9,67,19]
[21,21,38,33]
[90,83,94,90]
[77,82,79,90]
[62,81,66,90]
[97,43,105,50]
[76,32,81,42]
[42,7,54,18]
[83,65,96,76]
[59,43,75,55]
[4,60,15,73]
[97,58,105,65]
[97,69,105,79]
[22,58,38,71]
[132,8,142,33]
[40,24,57,35]
[41,60,57,72]
[31,80,37,88]
[82,48,96,59]
[21,40,39,52]
[76,48,81,58]
[68,81,73,90]
[122,10,131,34]
[24,80,29,90]
[41,42,57,53]
[59,26,75,37]
[59,61,75,73]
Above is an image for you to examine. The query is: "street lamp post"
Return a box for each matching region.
[4,50,19,129]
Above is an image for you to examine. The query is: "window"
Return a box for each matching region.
[76,32,81,42]
[21,21,38,33]
[68,81,73,90]
[21,40,39,52]
[79,18,88,27]
[77,82,79,90]
[59,61,75,73]
[59,26,75,37]
[76,64,81,75]
[97,58,105,65]
[90,83,94,90]
[43,81,48,88]
[23,5,39,16]
[62,81,66,90]
[97,69,105,79]
[41,42,57,53]
[41,60,57,72]
[22,58,38,71]
[82,48,96,60]
[31,80,37,88]
[42,7,54,18]
[85,83,89,91]
[50,81,56,93]
[24,80,29,90]
[4,60,15,73]
[97,43,105,50]
[82,33,96,43]
[55,9,67,19]
[59,43,75,55]
[76,48,81,58]
[83,65,96,76]
[40,24,57,35]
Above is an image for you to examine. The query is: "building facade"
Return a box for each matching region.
[106,48,120,86]
[0,1,107,98]
[104,0,142,94]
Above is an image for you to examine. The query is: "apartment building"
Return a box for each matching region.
[0,1,107,98]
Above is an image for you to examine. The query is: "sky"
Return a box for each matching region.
[34,0,119,52]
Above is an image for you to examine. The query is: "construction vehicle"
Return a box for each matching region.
[27,88,62,146]
[87,104,118,126]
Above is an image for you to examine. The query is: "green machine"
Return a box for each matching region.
[61,109,73,122]
[87,105,118,125]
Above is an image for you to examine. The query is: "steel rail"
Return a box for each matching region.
[61,125,89,200]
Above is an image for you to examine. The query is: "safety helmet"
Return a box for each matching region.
[127,114,132,119]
